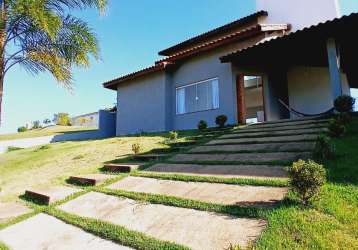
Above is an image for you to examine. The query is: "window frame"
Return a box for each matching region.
[175,77,220,115]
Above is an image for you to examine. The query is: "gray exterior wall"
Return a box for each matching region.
[116,72,168,135]
[171,48,238,130]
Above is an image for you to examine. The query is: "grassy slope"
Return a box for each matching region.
[0,134,170,202]
[256,118,358,249]
[0,126,97,141]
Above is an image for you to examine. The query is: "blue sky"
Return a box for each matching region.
[0,0,357,134]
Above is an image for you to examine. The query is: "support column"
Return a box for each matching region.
[326,38,343,100]
[236,75,246,124]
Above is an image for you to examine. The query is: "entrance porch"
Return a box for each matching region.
[223,13,358,124]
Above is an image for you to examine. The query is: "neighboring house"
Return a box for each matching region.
[71,112,99,127]
[103,0,357,135]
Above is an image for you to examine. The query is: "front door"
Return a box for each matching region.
[236,74,265,124]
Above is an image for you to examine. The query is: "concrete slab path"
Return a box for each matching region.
[220,127,327,139]
[190,142,315,153]
[246,119,329,129]
[146,163,288,179]
[170,152,311,163]
[60,192,266,250]
[0,213,131,250]
[233,122,328,133]
[207,134,318,145]
[0,202,32,223]
[108,176,287,206]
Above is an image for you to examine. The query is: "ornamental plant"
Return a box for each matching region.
[197,120,208,131]
[215,115,228,128]
[313,135,335,162]
[334,95,355,113]
[131,143,141,155]
[288,160,326,206]
[328,119,346,138]
[168,131,178,141]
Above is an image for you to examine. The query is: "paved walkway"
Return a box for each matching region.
[0,213,132,250]
[60,192,266,250]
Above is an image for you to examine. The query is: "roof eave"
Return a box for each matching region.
[158,10,268,56]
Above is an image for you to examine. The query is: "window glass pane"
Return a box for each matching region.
[197,81,212,111]
[176,88,186,114]
[212,79,219,109]
[185,84,197,113]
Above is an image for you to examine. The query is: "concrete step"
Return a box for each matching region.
[220,127,327,139]
[108,176,287,206]
[190,142,315,153]
[233,122,328,133]
[132,154,167,161]
[145,163,288,179]
[207,134,318,145]
[59,192,267,250]
[0,213,132,250]
[68,174,114,186]
[246,118,329,129]
[104,163,142,173]
[170,152,311,164]
[24,186,81,205]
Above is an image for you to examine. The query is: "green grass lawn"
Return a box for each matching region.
[0,126,97,141]
[0,133,182,202]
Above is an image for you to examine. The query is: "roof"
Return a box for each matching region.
[103,23,288,90]
[155,24,288,64]
[103,63,172,90]
[220,12,358,63]
[158,11,268,56]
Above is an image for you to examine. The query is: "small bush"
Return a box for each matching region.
[288,160,326,205]
[328,119,346,138]
[197,120,208,131]
[335,112,352,126]
[168,131,178,141]
[334,95,355,113]
[131,143,141,155]
[313,135,335,162]
[17,126,28,133]
[215,115,228,128]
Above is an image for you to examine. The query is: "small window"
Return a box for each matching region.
[176,78,219,115]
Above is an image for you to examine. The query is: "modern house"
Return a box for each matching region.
[103,0,357,135]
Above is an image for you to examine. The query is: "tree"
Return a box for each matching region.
[43,118,51,125]
[0,0,107,124]
[55,112,71,126]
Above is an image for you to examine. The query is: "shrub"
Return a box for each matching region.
[197,120,208,131]
[313,135,335,162]
[17,126,28,133]
[55,113,71,126]
[168,131,178,141]
[334,95,355,113]
[328,119,346,138]
[288,160,326,205]
[131,143,141,155]
[335,112,352,126]
[215,115,228,128]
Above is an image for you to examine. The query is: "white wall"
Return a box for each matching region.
[287,66,350,116]
[256,0,340,31]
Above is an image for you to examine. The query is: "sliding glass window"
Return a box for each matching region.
[176,78,219,115]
